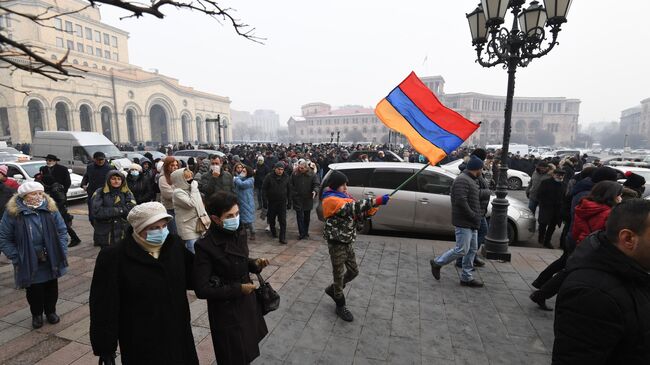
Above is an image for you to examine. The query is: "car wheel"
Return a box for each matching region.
[360,218,372,235]
[484,218,516,244]
[507,177,522,190]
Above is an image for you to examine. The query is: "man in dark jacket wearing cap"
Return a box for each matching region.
[81,152,112,224]
[39,154,71,193]
[262,162,291,244]
[623,171,646,197]
[430,156,489,287]
[553,199,650,364]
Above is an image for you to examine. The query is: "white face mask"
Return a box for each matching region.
[46,162,55,167]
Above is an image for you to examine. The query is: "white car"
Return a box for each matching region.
[611,166,650,198]
[441,159,530,190]
[3,161,87,201]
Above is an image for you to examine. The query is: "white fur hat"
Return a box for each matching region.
[17,181,44,197]
[127,202,172,234]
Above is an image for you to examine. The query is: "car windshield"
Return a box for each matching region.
[84,145,123,159]
[0,147,21,155]
[21,162,45,178]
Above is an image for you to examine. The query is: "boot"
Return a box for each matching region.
[324,287,354,322]
[32,315,43,329]
[529,290,553,311]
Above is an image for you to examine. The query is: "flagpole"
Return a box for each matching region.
[389,163,429,196]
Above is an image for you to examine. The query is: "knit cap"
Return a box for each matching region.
[17,181,44,197]
[466,155,484,171]
[328,170,348,190]
[0,165,7,176]
[624,171,646,189]
[127,202,172,234]
[129,163,142,172]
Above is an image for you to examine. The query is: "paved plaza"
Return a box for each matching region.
[0,210,560,364]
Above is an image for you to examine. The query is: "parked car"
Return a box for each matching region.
[122,152,146,162]
[173,149,225,160]
[611,166,650,198]
[440,159,531,190]
[348,150,403,162]
[316,162,535,243]
[136,150,167,161]
[3,160,87,201]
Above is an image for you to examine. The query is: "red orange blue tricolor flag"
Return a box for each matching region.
[375,72,480,165]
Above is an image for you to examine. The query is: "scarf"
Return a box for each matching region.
[132,232,162,259]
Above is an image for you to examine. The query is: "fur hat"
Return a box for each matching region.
[466,155,484,171]
[127,202,172,234]
[17,181,44,197]
[328,170,348,190]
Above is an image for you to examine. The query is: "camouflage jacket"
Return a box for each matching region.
[322,190,377,244]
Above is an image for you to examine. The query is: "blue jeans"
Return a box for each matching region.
[435,227,478,282]
[185,238,197,254]
[456,217,488,266]
[528,199,539,216]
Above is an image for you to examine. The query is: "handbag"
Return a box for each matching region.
[255,273,280,315]
[195,214,211,234]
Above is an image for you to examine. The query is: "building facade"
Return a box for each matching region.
[288,76,581,146]
[231,109,280,142]
[0,0,232,145]
[620,99,650,141]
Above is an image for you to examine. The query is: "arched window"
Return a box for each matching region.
[100,106,112,140]
[27,99,45,137]
[79,104,93,131]
[55,102,70,131]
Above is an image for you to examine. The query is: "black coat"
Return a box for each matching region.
[253,163,269,189]
[537,178,565,226]
[126,174,155,204]
[193,227,268,365]
[450,172,486,229]
[40,163,71,192]
[82,162,112,196]
[290,170,320,211]
[262,172,291,204]
[89,231,198,365]
[0,184,16,217]
[553,232,650,364]
[91,172,136,247]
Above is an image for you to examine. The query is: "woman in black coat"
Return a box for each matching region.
[536,169,566,248]
[193,191,270,365]
[91,171,136,247]
[89,202,198,365]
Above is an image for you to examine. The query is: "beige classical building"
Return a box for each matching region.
[0,0,232,144]
[288,76,581,146]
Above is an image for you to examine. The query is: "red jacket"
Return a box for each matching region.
[2,178,19,190]
[572,199,611,245]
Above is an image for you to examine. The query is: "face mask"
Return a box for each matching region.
[554,177,563,182]
[222,215,240,231]
[146,227,169,245]
[24,195,44,209]
[130,171,140,177]
[239,172,246,178]
[186,179,194,185]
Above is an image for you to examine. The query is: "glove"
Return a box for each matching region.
[98,353,116,365]
[375,194,390,206]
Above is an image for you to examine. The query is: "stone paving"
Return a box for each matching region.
[0,209,561,364]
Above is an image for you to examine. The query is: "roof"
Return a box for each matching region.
[327,162,456,178]
[311,107,375,117]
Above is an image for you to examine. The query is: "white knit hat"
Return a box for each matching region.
[129,163,142,172]
[127,202,172,234]
[17,181,44,197]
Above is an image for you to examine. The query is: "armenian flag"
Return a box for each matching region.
[375,72,479,165]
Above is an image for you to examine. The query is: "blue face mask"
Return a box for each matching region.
[130,170,140,177]
[222,216,240,231]
[146,227,169,245]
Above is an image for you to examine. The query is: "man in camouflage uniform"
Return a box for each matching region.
[321,170,389,321]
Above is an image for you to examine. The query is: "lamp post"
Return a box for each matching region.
[466,0,572,261]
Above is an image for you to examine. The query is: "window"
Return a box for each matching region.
[75,24,82,37]
[92,64,97,69]
[111,36,118,47]
[94,30,101,42]
[56,37,64,48]
[85,27,92,40]
[104,50,110,59]
[54,18,62,30]
[369,169,417,191]
[96,47,101,56]
[87,45,93,55]
[73,147,90,163]
[66,40,74,49]
[330,169,372,188]
[77,43,84,53]
[103,33,110,45]
[417,172,453,195]
[113,52,118,61]
[6,166,22,180]
[83,61,88,66]
[73,59,79,65]
[65,21,73,33]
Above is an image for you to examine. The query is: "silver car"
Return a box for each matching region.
[318,162,535,243]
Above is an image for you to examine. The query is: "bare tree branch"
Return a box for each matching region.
[0,0,262,88]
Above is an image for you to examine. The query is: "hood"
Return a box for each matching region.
[171,168,190,190]
[574,199,611,220]
[6,193,58,217]
[571,177,594,197]
[139,157,152,168]
[102,170,129,194]
[568,232,650,285]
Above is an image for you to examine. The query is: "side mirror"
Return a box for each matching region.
[13,174,24,180]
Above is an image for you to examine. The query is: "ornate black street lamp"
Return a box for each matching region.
[466,0,572,261]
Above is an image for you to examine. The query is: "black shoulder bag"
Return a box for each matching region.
[255,273,280,315]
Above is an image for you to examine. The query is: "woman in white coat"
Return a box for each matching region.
[171,168,209,253]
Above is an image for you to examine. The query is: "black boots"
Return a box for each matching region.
[325,285,354,322]
[46,312,60,324]
[530,290,553,311]
[32,315,43,329]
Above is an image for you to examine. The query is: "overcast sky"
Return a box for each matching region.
[100,1,650,127]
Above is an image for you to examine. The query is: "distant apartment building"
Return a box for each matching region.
[288,76,581,146]
[620,99,650,140]
[0,0,231,144]
[231,109,280,142]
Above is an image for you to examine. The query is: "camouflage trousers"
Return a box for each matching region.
[327,240,359,300]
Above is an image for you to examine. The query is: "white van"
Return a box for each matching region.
[31,131,132,174]
[486,143,529,156]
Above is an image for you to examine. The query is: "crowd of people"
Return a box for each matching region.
[0,141,649,364]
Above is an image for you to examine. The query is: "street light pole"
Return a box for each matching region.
[466,0,572,261]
